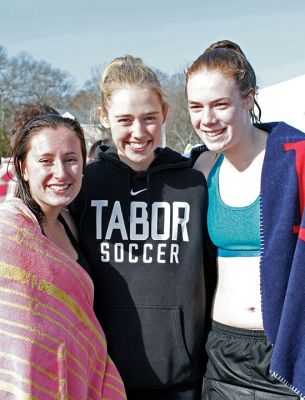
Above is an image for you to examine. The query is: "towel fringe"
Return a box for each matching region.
[270,370,304,399]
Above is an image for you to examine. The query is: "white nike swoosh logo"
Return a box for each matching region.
[130,188,148,196]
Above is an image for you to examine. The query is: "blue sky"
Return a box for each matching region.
[1,0,305,89]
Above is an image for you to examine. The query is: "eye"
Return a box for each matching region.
[215,102,229,108]
[39,159,53,165]
[188,104,203,112]
[118,118,132,125]
[65,157,78,163]
[144,115,157,122]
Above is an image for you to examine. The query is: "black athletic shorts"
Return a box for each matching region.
[202,321,299,399]
[126,382,202,400]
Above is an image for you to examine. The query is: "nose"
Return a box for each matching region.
[131,120,146,139]
[200,107,216,127]
[53,160,67,179]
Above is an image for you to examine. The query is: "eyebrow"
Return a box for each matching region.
[37,151,79,157]
[188,100,201,105]
[114,111,160,118]
[188,97,230,104]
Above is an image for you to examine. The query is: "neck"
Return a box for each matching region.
[41,207,61,230]
[223,125,267,171]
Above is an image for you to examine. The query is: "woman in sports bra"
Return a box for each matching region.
[186,40,305,399]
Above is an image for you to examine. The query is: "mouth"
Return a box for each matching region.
[203,128,226,137]
[48,184,71,193]
[128,141,151,150]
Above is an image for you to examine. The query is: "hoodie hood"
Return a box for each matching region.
[95,145,192,174]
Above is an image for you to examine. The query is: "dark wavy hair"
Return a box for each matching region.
[186,39,261,123]
[11,114,86,227]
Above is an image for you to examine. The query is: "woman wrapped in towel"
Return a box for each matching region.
[0,114,126,399]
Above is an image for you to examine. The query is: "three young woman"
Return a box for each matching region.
[70,55,212,399]
[0,114,126,399]
[186,40,304,399]
[9,43,303,400]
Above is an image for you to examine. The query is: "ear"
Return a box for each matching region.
[20,161,29,181]
[162,104,168,124]
[98,107,110,129]
[244,90,255,111]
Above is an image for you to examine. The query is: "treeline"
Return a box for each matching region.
[0,45,198,156]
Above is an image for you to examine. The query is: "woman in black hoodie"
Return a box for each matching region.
[70,55,214,400]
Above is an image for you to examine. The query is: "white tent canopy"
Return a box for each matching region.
[258,74,305,132]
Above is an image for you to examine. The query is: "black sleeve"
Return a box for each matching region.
[190,144,208,166]
[201,179,217,358]
[68,182,87,231]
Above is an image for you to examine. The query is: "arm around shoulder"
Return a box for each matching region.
[193,151,219,180]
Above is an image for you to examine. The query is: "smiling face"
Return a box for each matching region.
[187,69,253,153]
[101,86,166,171]
[22,126,84,217]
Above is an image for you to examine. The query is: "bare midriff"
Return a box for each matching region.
[211,256,263,330]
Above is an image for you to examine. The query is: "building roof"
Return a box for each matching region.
[258,74,305,131]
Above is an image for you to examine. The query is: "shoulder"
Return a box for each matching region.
[82,159,111,191]
[84,158,104,175]
[193,151,220,180]
[0,198,40,235]
[158,147,207,183]
[257,121,305,141]
[176,165,208,188]
[84,154,126,180]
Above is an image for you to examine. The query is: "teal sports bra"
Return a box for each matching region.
[207,154,261,257]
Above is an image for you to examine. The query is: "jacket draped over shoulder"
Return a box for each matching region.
[260,122,305,399]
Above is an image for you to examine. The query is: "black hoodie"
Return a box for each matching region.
[70,146,211,390]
